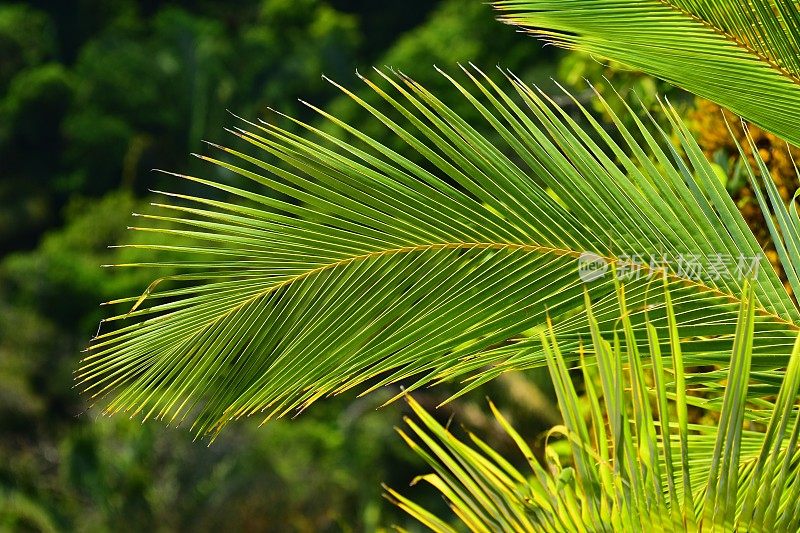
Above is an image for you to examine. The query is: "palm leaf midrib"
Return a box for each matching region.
[168,241,798,338]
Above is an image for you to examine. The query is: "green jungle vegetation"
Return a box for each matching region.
[3,1,800,531]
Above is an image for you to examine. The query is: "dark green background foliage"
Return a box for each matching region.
[0,1,673,530]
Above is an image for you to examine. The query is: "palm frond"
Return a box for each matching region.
[389,283,800,532]
[493,0,800,146]
[738,127,800,297]
[78,68,798,438]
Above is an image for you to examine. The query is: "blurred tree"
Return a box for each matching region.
[0,0,366,253]
[0,4,56,89]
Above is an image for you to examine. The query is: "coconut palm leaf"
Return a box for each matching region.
[493,0,800,147]
[738,127,800,298]
[388,283,800,532]
[77,67,799,438]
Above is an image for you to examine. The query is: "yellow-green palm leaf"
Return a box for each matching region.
[77,68,798,439]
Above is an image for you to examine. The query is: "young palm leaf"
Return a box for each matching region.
[77,68,798,438]
[388,283,800,532]
[493,0,800,147]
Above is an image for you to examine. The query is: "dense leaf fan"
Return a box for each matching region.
[389,285,800,532]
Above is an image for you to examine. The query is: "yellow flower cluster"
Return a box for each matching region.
[690,98,800,293]
[691,98,800,201]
